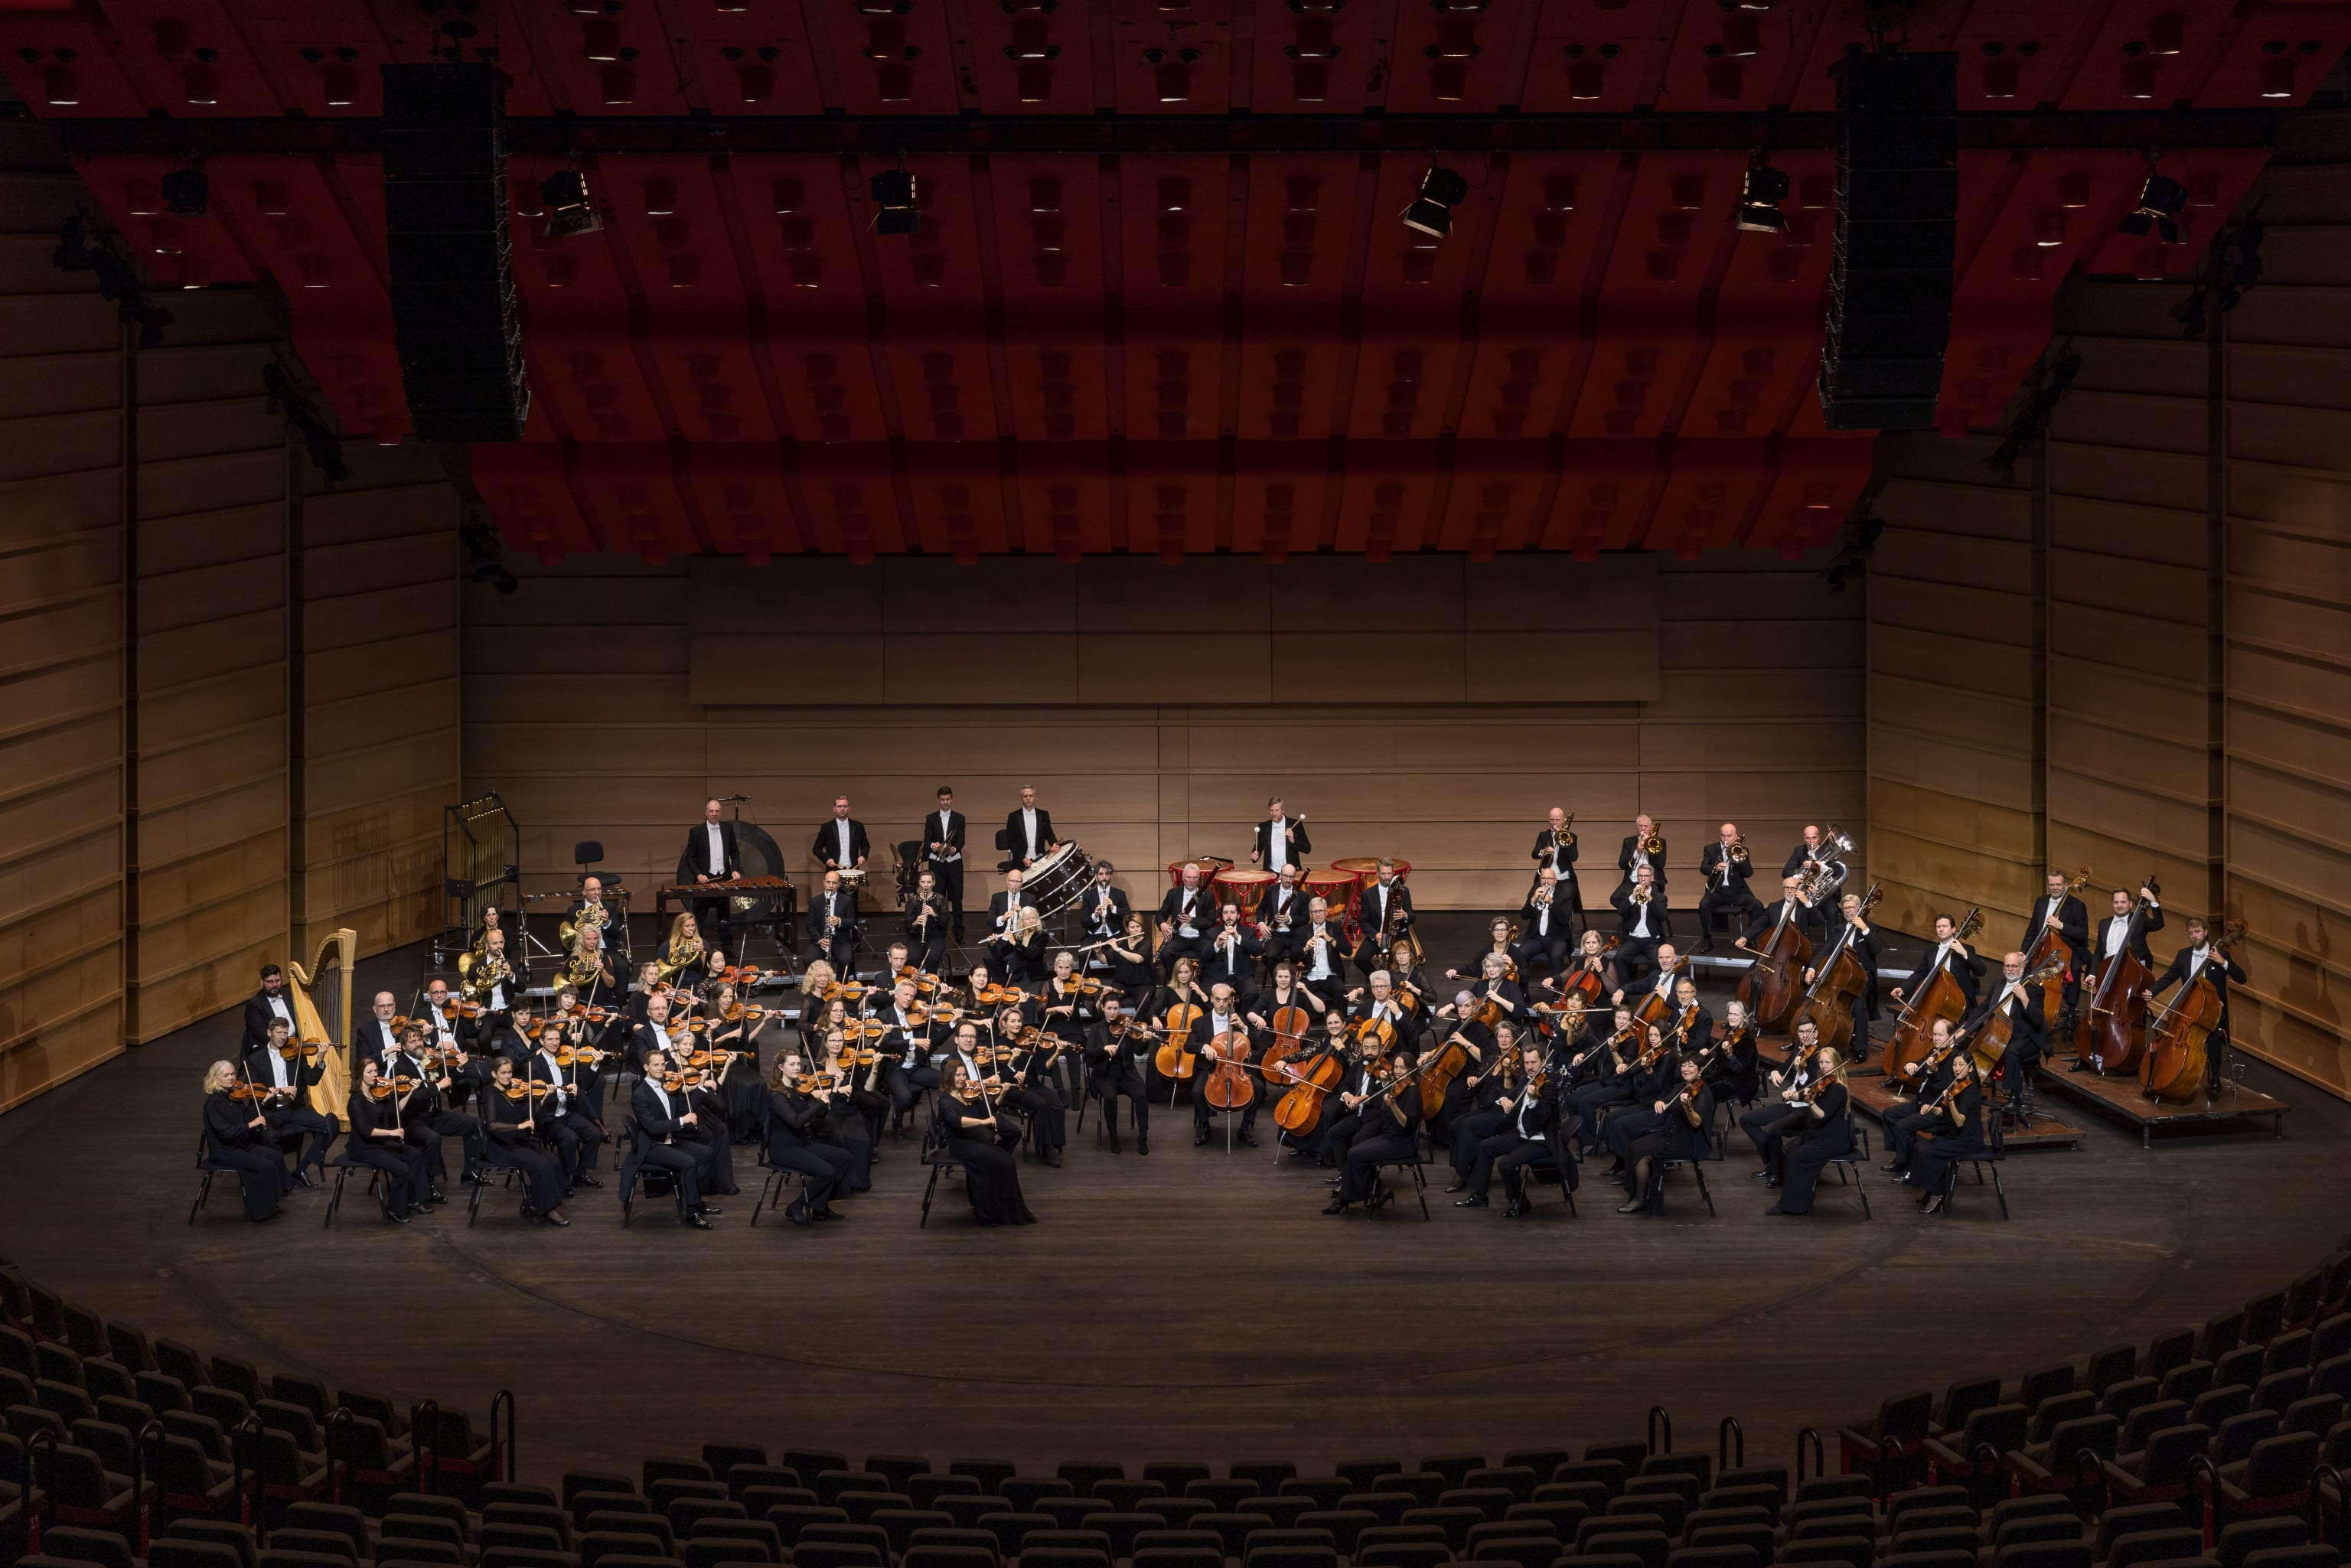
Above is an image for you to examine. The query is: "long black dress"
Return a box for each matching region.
[1775,1081,1857,1214]
[203,1090,292,1221]
[940,1093,1035,1226]
[482,1085,569,1217]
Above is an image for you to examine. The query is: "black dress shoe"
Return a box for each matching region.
[543,1213,570,1227]
[427,1188,447,1205]
[1321,1198,1351,1215]
[1194,1129,1210,1146]
[1763,1177,1782,1188]
[1455,1193,1489,1208]
[572,1172,601,1188]
[1235,1130,1258,1148]
[1107,1130,1122,1153]
[685,1213,714,1230]
[1505,1198,1531,1218]
[1765,1205,1802,1217]
[1921,1194,1946,1215]
[1043,1151,1061,1168]
[785,1201,812,1228]
[1614,1201,1645,1214]
[699,1205,725,1217]
[290,1172,315,1189]
[813,1209,841,1222]
[1136,1133,1149,1156]
[384,1209,409,1225]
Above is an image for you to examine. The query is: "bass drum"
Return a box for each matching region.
[1023,839,1097,914]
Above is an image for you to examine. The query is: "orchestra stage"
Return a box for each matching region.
[2,936,2344,1485]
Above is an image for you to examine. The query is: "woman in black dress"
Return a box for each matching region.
[1616,1055,1715,1215]
[937,1058,1035,1227]
[764,1052,853,1226]
[1703,999,1761,1110]
[990,905,1051,986]
[1766,1045,1856,1218]
[481,1057,572,1225]
[347,1059,436,1223]
[1903,1053,1984,1216]
[704,980,767,1144]
[201,1061,293,1222]
[1325,1043,1422,1214]
[1104,914,1156,998]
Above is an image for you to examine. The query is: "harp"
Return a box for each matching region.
[287,927,358,1128]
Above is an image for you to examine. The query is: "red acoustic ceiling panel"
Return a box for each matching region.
[508,158,668,444]
[1747,437,1876,559]
[1231,454,1329,562]
[1109,0,1234,116]
[1331,446,1443,560]
[1233,155,1356,445]
[1124,455,1215,562]
[2193,3,2351,106]
[1541,440,1665,558]
[1383,1,1518,114]
[471,442,595,562]
[818,0,963,114]
[797,445,906,561]
[2083,147,2268,277]
[510,0,690,115]
[1522,0,1677,114]
[1433,442,1550,559]
[2061,0,2242,109]
[867,155,998,445]
[71,153,259,291]
[1655,0,1819,112]
[1244,0,1385,113]
[990,155,1112,444]
[964,0,1098,113]
[1939,0,2110,112]
[1640,439,1773,558]
[1,7,160,115]
[574,442,697,562]
[664,2,827,116]
[1681,155,1837,443]
[67,0,290,116]
[1456,154,1616,444]
[1347,154,1489,444]
[906,452,1012,562]
[679,444,800,563]
[1566,152,1744,441]
[214,0,401,116]
[724,155,889,446]
[1012,467,1116,560]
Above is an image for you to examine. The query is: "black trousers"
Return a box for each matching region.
[1449,1107,1508,1176]
[696,1122,739,1195]
[1603,1103,1665,1162]
[1317,1106,1367,1163]
[1778,1125,1855,1214]
[1339,1131,1417,1204]
[911,933,948,974]
[262,1103,338,1174]
[1882,1103,1938,1169]
[885,1061,941,1116]
[765,1137,852,1213]
[214,1146,292,1221]
[1468,1132,1552,1199]
[541,1110,605,1182]
[1192,1074,1260,1135]
[1094,1065,1149,1140]
[930,860,965,937]
[1616,937,1662,988]
[1567,1084,1633,1149]
[348,1135,432,1214]
[1696,889,1765,949]
[1908,1133,1984,1194]
[817,934,858,974]
[1157,934,1211,976]
[1263,929,1304,970]
[485,1130,566,1216]
[633,1141,706,1211]
[1741,1102,1811,1169]
[1513,936,1569,979]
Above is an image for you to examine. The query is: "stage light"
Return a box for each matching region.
[1399,162,1469,239]
[542,168,604,238]
[160,168,208,215]
[2119,172,2188,244]
[870,167,920,236]
[1736,161,1790,233]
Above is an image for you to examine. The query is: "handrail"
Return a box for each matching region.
[490,1388,517,1483]
[325,1406,353,1509]
[2188,1452,2222,1546]
[2310,1463,2346,1551]
[1648,1406,1671,1456]
[231,1412,265,1528]
[28,1426,57,1552]
[139,1418,168,1543]
[1797,1427,1824,1485]
[1718,1416,1744,1472]
[410,1398,439,1495]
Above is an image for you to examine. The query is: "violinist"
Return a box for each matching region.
[875,976,942,1127]
[1323,1042,1422,1214]
[1515,869,1572,979]
[357,990,407,1065]
[387,1021,484,1190]
[2095,883,2166,967]
[703,980,768,1144]
[1889,911,1984,1015]
[1611,866,1672,986]
[1563,1007,1642,1154]
[1903,1054,1985,1215]
[627,960,665,1027]
[1596,1021,1685,1177]
[1459,1037,1565,1217]
[1881,1016,1961,1172]
[1252,795,1309,872]
[1297,898,1349,1006]
[1258,864,1308,970]
[1041,951,1103,1104]
[1695,823,1764,956]
[808,869,862,975]
[1740,1017,1824,1182]
[242,1018,337,1185]
[523,1028,605,1191]
[1104,912,1157,996]
[1088,1000,1156,1156]
[1441,1018,1520,1192]
[201,1061,295,1223]
[1616,1056,1714,1216]
[1156,863,1215,975]
[1703,999,1761,1108]
[905,869,951,975]
[624,993,681,1074]
[765,1051,853,1226]
[1192,984,1260,1148]
[629,1055,718,1227]
[2144,916,2247,1090]
[1765,1045,1856,1218]
[998,1006,1070,1165]
[1967,949,2049,1113]
[418,978,480,1069]
[937,1058,1035,1227]
[814,1031,879,1189]
[1203,903,1263,1006]
[1312,1011,1384,1168]
[349,1058,437,1224]
[1351,861,1414,977]
[676,1040,744,1205]
[481,1057,572,1226]
[1531,807,1583,933]
[1616,814,1667,891]
[2027,870,2092,1030]
[1808,892,1882,1062]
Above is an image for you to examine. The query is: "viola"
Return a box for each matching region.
[1154,1002,1207,1079]
[1202,1023,1255,1112]
[894,965,940,997]
[2139,921,2242,1104]
[905,1002,962,1028]
[2075,874,2162,1076]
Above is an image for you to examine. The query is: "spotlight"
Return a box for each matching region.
[159,168,208,215]
[541,168,604,239]
[869,167,920,236]
[1736,161,1791,233]
[2118,173,2189,244]
[1398,162,1469,239]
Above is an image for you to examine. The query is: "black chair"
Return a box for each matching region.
[1818,1123,1873,1219]
[918,1141,962,1229]
[319,1152,386,1229]
[188,1136,261,1226]
[617,1119,693,1228]
[466,1157,539,1226]
[1647,1157,1714,1218]
[1359,1152,1430,1221]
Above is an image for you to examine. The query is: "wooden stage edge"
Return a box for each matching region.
[1846,1072,2086,1152]
[2035,1061,2292,1149]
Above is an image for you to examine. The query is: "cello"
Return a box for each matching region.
[1270,1039,1346,1136]
[1735,884,1815,1032]
[1153,999,1207,1083]
[2138,918,2242,1105]
[2074,873,2161,1076]
[1880,905,1981,1087]
[1202,1020,1256,1113]
[1260,999,1317,1085]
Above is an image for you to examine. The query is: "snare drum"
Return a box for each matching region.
[837,868,869,891]
[1022,839,1096,914]
[1212,869,1279,925]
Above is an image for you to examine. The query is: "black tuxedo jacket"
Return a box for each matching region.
[1964,979,2049,1059]
[1902,941,1985,1006]
[1531,830,1580,882]
[808,888,862,942]
[1004,808,1057,864]
[986,888,1035,932]
[812,817,872,868]
[1700,842,1756,897]
[1203,927,1263,986]
[1518,892,1572,941]
[1261,884,1309,933]
[354,1016,406,1067]
[1618,833,1668,887]
[1080,883,1132,937]
[1357,879,1414,938]
[2027,894,2090,960]
[2150,944,2246,1023]
[922,810,967,862]
[631,1076,696,1144]
[681,820,740,880]
[241,1042,323,1098]
[1158,886,1215,930]
[2094,905,2166,969]
[1610,886,1674,943]
[1254,817,1311,865]
[242,988,298,1048]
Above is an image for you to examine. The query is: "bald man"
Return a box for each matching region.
[1696,823,1763,956]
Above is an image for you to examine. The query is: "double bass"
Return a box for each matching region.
[2074,874,2161,1076]
[1880,905,1982,1087]
[1785,883,1883,1055]
[1735,888,1814,1032]
[2026,867,2093,1023]
[2139,919,2243,1105]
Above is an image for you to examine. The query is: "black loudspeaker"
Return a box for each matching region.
[1817,51,1958,431]
[380,63,529,442]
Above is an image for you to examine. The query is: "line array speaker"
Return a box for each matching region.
[380,63,530,442]
[1817,51,1958,432]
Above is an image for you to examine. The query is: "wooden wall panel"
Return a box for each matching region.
[463,552,1863,911]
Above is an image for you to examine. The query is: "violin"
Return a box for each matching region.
[973,983,1032,1008]
[276,1040,325,1062]
[821,981,870,1006]
[894,965,941,997]
[440,996,490,1019]
[501,1079,558,1100]
[722,1001,770,1025]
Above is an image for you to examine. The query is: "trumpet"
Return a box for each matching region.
[1632,887,1652,905]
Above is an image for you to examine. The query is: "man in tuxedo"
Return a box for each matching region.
[1781,826,1841,937]
[813,795,870,875]
[1251,797,1310,873]
[1965,950,2049,1117]
[1258,864,1308,969]
[1616,815,1667,892]
[924,785,968,940]
[241,1018,337,1183]
[986,867,1033,942]
[2091,885,2165,978]
[1352,860,1414,978]
[682,797,742,952]
[1696,823,1765,955]
[1515,868,1573,980]
[1802,892,1882,1061]
[807,869,861,973]
[1297,898,1349,1006]
[354,990,406,1068]
[1739,877,1820,961]
[1202,904,1264,1006]
[1610,865,1671,987]
[2023,871,2092,1028]
[1080,862,1131,961]
[1889,912,1984,1012]
[1531,807,1582,934]
[628,1068,716,1227]
[388,1022,483,1191]
[1157,864,1216,976]
[523,1028,605,1189]
[2146,916,2247,1094]
[1004,784,1058,869]
[241,963,299,1049]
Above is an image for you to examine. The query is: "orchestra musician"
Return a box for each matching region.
[1531,807,1583,937]
[522,1028,605,1192]
[807,869,862,974]
[1516,869,1572,979]
[1562,1006,1639,1151]
[2095,884,2166,969]
[348,1058,438,1223]
[1039,951,1103,1106]
[1901,1053,1985,1215]
[905,869,951,975]
[1805,892,1881,1062]
[468,927,520,1051]
[1297,898,1349,1006]
[1764,1045,1857,1217]
[559,924,624,1012]
[1616,1056,1714,1216]
[660,911,713,991]
[386,1021,483,1190]
[925,786,969,941]
[1252,796,1311,872]
[938,1057,1036,1226]
[1594,1021,1683,1177]
[1352,860,1414,977]
[1888,911,1985,1014]
[2144,916,2248,1094]
[1880,1015,1961,1172]
[812,794,871,875]
[1386,937,1434,1016]
[1346,970,1418,1054]
[1740,877,1820,967]
[567,875,624,966]
[1540,929,1619,1009]
[2026,870,2092,1031]
[242,1017,337,1184]
[1157,864,1216,974]
[1185,984,1258,1147]
[702,979,768,1143]
[986,868,1033,946]
[1968,949,2049,1115]
[991,1005,1068,1164]
[1309,1009,1380,1168]
[1703,999,1761,1108]
[1004,784,1059,871]
[481,1056,572,1225]
[1447,920,1520,986]
[988,905,1050,986]
[1204,903,1264,1005]
[683,797,744,952]
[813,1029,880,1188]
[1421,992,1497,1149]
[1611,865,1672,986]
[240,962,300,1050]
[624,992,679,1072]
[1456,1035,1564,1217]
[765,1051,853,1226]
[1611,940,1683,1016]
[1779,826,1840,937]
[1080,862,1133,948]
[1088,997,1156,1156]
[201,1061,295,1223]
[1323,1042,1423,1214]
[872,976,941,1128]
[1258,864,1308,970]
[1696,823,1763,956]
[1441,1017,1519,1191]
[1740,1017,1824,1182]
[1103,913,1156,997]
[626,961,665,1028]
[628,1057,719,1228]
[1617,815,1668,891]
[354,990,406,1066]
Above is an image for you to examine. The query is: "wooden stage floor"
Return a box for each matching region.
[1,939,2345,1485]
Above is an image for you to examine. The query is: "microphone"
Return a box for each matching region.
[718,794,751,804]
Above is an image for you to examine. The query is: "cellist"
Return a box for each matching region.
[1539,929,1617,1009]
[1191,983,1260,1148]
[2143,916,2247,1094]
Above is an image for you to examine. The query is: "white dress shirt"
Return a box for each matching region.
[1267,817,1291,872]
[835,819,853,865]
[705,821,726,872]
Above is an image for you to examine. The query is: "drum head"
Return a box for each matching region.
[1025,841,1095,914]
[1213,869,1278,920]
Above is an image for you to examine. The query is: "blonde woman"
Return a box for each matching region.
[200,1061,292,1223]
